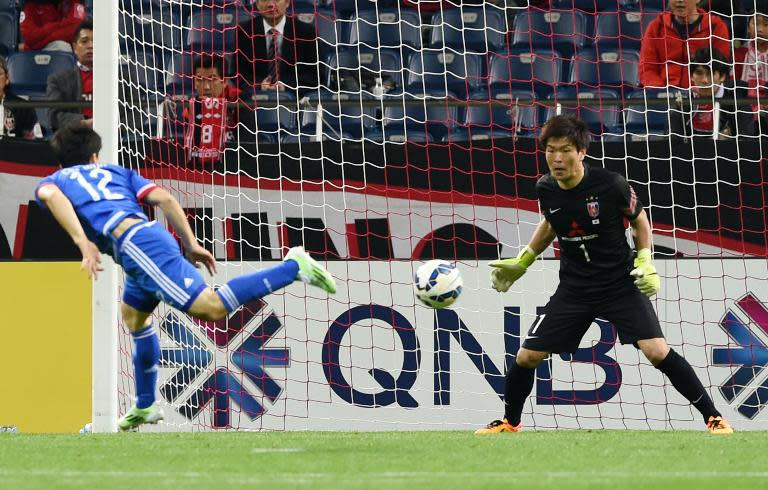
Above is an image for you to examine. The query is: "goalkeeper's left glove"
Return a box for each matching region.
[630,248,660,297]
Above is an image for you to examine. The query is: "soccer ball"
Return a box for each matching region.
[413,260,463,309]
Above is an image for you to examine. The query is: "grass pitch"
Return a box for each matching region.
[0,431,765,489]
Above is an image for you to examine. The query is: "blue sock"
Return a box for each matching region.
[216,260,299,313]
[131,324,160,409]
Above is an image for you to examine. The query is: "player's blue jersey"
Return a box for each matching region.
[36,163,157,257]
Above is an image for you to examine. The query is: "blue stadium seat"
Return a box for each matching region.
[324,48,403,94]
[512,9,587,59]
[119,5,182,56]
[301,90,379,140]
[488,49,563,97]
[405,51,483,99]
[381,90,458,141]
[0,12,16,56]
[245,90,299,131]
[120,51,164,92]
[302,9,353,59]
[7,51,77,97]
[0,0,16,11]
[595,9,660,51]
[569,48,640,93]
[429,6,508,52]
[546,87,621,135]
[365,127,433,144]
[186,6,246,52]
[461,89,538,136]
[623,88,683,140]
[446,128,516,142]
[553,0,638,12]
[349,9,423,53]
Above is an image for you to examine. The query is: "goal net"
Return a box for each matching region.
[107,0,768,431]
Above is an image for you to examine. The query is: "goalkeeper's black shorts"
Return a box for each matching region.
[521,280,664,354]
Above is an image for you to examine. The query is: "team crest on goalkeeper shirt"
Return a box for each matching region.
[587,200,600,218]
[157,299,289,428]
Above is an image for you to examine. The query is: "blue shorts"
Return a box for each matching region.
[116,221,208,313]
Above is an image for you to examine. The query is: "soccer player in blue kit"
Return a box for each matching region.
[36,124,337,430]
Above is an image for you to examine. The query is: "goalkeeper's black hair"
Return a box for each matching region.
[51,123,102,167]
[538,115,590,151]
[689,47,730,78]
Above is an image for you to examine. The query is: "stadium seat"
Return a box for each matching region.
[553,0,638,12]
[460,89,538,137]
[0,0,15,11]
[365,127,433,144]
[428,6,508,52]
[623,88,683,140]
[119,5,182,56]
[595,9,660,52]
[405,51,483,99]
[546,87,621,136]
[569,48,640,95]
[120,51,164,93]
[303,9,354,60]
[186,6,246,53]
[488,49,563,98]
[512,9,587,59]
[324,48,403,95]
[0,12,16,56]
[301,90,379,140]
[381,90,458,142]
[6,51,77,97]
[349,9,423,54]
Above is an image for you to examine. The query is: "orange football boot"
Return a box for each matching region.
[475,418,522,434]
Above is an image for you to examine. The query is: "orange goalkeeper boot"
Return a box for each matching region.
[475,418,522,434]
[706,416,734,435]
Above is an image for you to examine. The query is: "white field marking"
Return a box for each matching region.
[250,447,305,453]
[0,469,767,481]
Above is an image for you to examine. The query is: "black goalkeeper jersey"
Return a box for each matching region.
[536,164,643,292]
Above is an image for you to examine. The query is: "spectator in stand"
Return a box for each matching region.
[670,47,752,139]
[698,0,747,43]
[739,5,768,132]
[46,20,93,131]
[163,55,241,166]
[235,0,319,93]
[0,57,39,139]
[640,0,730,88]
[20,0,87,52]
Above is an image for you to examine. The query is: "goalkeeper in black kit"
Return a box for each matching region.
[476,115,733,435]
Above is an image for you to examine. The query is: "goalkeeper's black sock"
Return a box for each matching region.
[504,361,535,426]
[656,349,721,423]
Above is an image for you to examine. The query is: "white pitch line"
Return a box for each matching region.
[0,469,766,481]
[250,447,305,453]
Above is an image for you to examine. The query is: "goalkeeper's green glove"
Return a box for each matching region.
[630,248,661,297]
[489,246,537,293]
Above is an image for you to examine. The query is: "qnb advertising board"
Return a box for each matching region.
[122,260,768,432]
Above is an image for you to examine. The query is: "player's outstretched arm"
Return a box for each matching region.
[630,210,660,297]
[489,220,556,292]
[36,184,103,279]
[144,187,217,275]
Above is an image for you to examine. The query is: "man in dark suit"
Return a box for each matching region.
[235,0,320,93]
[46,19,93,131]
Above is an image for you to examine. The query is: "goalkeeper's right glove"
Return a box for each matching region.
[489,246,538,293]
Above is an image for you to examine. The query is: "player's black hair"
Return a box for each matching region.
[73,19,93,43]
[689,47,730,78]
[51,123,102,167]
[192,54,226,78]
[538,115,591,151]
